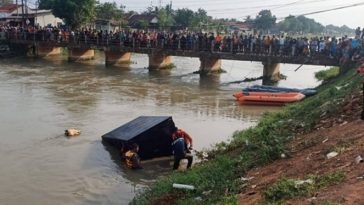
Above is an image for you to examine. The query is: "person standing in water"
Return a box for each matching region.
[171,127,193,170]
[124,143,143,169]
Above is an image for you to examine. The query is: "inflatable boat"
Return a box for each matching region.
[233,91,305,106]
[242,85,317,97]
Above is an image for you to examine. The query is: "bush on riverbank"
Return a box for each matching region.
[263,171,345,203]
[131,66,361,205]
[315,67,340,82]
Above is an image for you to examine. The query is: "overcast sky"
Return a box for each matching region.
[99,0,364,28]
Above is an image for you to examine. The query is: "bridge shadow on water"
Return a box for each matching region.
[199,73,221,89]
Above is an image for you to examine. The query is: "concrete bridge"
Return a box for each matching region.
[7,39,339,82]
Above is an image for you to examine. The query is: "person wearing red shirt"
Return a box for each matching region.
[171,126,194,170]
[171,126,193,150]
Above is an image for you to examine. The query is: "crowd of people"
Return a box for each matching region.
[1,25,364,64]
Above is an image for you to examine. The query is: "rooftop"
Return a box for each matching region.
[0,4,20,13]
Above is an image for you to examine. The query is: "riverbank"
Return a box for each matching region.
[131,65,363,204]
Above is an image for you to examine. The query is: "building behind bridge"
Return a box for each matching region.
[0,3,62,27]
[128,14,159,29]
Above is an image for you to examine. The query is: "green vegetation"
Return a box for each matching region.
[132,67,361,204]
[315,202,342,205]
[39,0,97,29]
[264,172,345,203]
[156,5,175,30]
[315,67,340,82]
[95,2,124,22]
[278,15,324,34]
[161,63,176,70]
[148,5,211,31]
[132,156,240,205]
[38,0,355,35]
[254,10,277,32]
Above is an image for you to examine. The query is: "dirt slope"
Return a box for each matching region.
[238,93,364,205]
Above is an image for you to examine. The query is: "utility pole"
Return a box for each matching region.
[21,0,24,27]
[35,0,39,27]
[16,0,18,20]
[24,0,29,27]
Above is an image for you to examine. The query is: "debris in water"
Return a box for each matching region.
[65,128,81,137]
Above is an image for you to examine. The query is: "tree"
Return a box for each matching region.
[339,25,355,35]
[174,8,194,28]
[254,10,276,32]
[95,2,124,21]
[38,0,55,9]
[39,0,97,29]
[190,8,209,30]
[324,24,355,36]
[157,5,174,29]
[277,15,324,34]
[196,9,209,22]
[136,20,149,30]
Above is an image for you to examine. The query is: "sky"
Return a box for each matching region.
[99,0,364,28]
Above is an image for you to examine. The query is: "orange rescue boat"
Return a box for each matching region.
[233,91,305,106]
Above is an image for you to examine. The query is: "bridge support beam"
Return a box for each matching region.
[148,53,173,69]
[263,62,280,83]
[36,45,62,57]
[105,50,131,67]
[199,57,222,74]
[68,48,95,62]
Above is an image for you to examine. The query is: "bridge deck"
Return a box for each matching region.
[7,39,339,67]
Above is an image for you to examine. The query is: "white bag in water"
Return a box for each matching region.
[65,128,81,137]
[172,183,195,190]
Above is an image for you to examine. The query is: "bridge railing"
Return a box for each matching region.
[2,31,342,62]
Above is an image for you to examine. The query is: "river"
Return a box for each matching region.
[0,53,326,205]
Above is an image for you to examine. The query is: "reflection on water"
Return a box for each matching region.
[0,53,325,204]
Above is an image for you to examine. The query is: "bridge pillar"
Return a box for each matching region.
[68,48,95,62]
[199,57,222,74]
[148,53,173,69]
[263,62,280,82]
[36,45,62,57]
[105,50,131,67]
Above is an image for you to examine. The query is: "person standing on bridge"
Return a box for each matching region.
[355,27,361,39]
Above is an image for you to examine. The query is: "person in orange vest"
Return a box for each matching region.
[215,33,222,51]
[124,143,142,169]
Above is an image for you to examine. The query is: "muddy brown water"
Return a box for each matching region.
[0,53,325,204]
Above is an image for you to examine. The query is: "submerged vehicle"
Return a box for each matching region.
[102,116,175,160]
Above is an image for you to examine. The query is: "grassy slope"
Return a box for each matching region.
[131,67,362,205]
